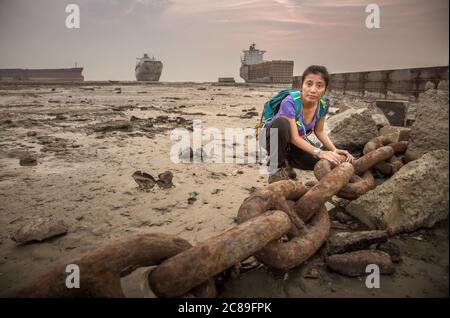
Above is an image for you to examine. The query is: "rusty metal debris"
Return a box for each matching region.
[314,160,375,200]
[14,233,216,298]
[363,137,409,175]
[15,138,410,298]
[148,211,292,298]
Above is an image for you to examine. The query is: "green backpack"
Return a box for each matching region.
[257,89,330,138]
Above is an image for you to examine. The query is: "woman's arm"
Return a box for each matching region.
[282,116,342,165]
[315,117,355,163]
[314,117,337,151]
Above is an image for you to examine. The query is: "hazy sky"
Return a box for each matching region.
[0,0,448,81]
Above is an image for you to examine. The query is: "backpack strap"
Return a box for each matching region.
[289,91,308,139]
[318,97,330,119]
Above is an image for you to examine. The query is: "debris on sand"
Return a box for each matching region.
[188,191,199,204]
[157,171,174,189]
[11,217,68,244]
[326,250,395,277]
[132,171,156,190]
[19,153,38,166]
[327,230,388,255]
[92,120,132,133]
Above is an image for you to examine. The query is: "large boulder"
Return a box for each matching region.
[404,90,449,162]
[346,150,449,234]
[327,108,379,151]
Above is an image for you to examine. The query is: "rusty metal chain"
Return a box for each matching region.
[14,139,408,298]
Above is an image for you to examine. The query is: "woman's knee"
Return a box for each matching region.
[269,117,291,139]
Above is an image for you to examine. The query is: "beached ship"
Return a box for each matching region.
[0,68,84,81]
[135,53,163,81]
[239,43,293,83]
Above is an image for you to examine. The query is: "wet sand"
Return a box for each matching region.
[0,82,448,297]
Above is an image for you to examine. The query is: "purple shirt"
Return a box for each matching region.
[265,95,326,136]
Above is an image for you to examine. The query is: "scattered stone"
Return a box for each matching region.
[377,241,401,263]
[185,225,194,231]
[92,120,132,133]
[132,171,156,190]
[188,191,199,204]
[404,90,449,162]
[304,267,320,279]
[19,154,38,166]
[230,169,244,176]
[197,87,207,91]
[216,113,227,117]
[157,171,174,189]
[55,114,67,120]
[327,230,389,255]
[240,111,259,119]
[27,131,38,137]
[326,250,395,277]
[346,150,449,235]
[11,217,68,244]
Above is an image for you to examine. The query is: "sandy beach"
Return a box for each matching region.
[0,82,448,297]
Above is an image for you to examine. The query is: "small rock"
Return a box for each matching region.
[188,191,199,204]
[304,267,320,279]
[132,171,156,190]
[230,170,244,176]
[92,120,132,133]
[240,111,259,119]
[157,171,174,189]
[19,154,38,166]
[185,226,194,231]
[326,250,395,277]
[11,217,68,244]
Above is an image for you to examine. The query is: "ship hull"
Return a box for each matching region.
[240,60,294,83]
[135,61,163,82]
[0,68,84,82]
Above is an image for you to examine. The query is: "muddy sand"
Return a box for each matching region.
[0,82,448,297]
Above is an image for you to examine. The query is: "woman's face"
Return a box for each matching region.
[301,73,326,104]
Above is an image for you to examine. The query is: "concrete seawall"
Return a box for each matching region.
[293,66,449,101]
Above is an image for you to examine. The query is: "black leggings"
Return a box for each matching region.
[262,117,319,170]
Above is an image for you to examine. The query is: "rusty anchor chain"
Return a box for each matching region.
[14,139,409,298]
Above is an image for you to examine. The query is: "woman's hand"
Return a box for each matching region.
[335,149,355,163]
[318,150,343,165]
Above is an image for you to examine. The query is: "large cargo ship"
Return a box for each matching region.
[135,53,163,81]
[0,68,84,81]
[239,43,293,83]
